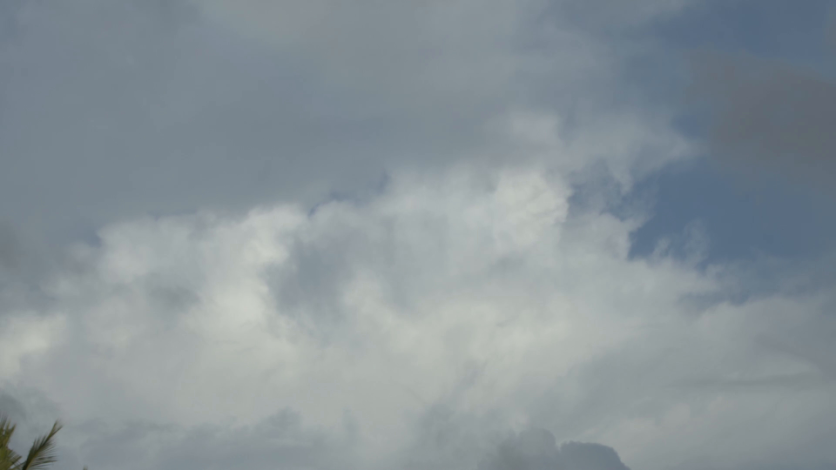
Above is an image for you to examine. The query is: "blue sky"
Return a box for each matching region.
[629,158,836,262]
[630,0,836,264]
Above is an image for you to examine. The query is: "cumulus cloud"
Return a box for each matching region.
[2,156,836,469]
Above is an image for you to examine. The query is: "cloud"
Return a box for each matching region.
[4,1,836,470]
[0,0,691,255]
[0,0,24,44]
[554,0,704,32]
[2,0,523,238]
[479,428,629,470]
[64,410,359,470]
[0,222,20,274]
[2,156,836,469]
[689,50,836,189]
[828,9,836,52]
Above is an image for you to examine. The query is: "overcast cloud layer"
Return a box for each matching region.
[2,1,836,470]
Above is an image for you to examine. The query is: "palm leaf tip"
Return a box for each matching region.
[19,421,62,470]
[0,416,22,470]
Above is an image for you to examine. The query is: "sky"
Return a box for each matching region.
[1,1,835,469]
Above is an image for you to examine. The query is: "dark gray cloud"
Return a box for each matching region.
[0,0,692,260]
[0,0,25,43]
[0,0,519,253]
[0,386,65,459]
[69,410,357,470]
[554,0,708,32]
[0,391,26,423]
[4,387,634,470]
[479,429,630,470]
[70,414,631,470]
[690,50,836,189]
[0,222,20,274]
[0,385,359,470]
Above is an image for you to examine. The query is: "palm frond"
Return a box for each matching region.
[18,421,62,470]
[0,417,22,470]
[1,450,22,470]
[0,417,16,448]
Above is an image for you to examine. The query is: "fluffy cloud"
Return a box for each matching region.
[3,151,836,469]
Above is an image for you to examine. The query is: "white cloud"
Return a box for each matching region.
[0,313,65,377]
[5,132,834,468]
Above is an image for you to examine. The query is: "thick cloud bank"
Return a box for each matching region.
[3,160,836,469]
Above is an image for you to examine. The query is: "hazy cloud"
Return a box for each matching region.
[479,429,629,470]
[690,50,836,188]
[0,0,691,254]
[68,410,358,470]
[828,9,836,51]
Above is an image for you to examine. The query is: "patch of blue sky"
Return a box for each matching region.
[653,0,833,64]
[624,0,836,264]
[628,158,836,263]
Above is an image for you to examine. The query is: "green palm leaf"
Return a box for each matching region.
[17,421,62,470]
[0,417,22,470]
[0,418,85,470]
